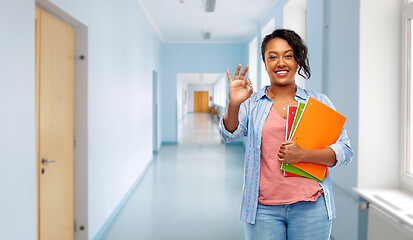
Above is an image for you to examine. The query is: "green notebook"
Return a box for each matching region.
[281,100,326,182]
[281,163,324,182]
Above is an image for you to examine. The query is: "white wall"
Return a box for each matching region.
[0,1,36,239]
[177,77,189,121]
[1,0,163,239]
[50,1,162,238]
[322,0,364,239]
[358,0,401,188]
[322,0,361,238]
[305,0,323,93]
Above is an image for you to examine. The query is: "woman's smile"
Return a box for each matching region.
[264,37,298,86]
[274,69,289,77]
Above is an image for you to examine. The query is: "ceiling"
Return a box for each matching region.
[138,0,281,85]
[137,0,280,43]
[178,73,225,85]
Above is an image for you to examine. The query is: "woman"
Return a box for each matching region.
[218,29,353,240]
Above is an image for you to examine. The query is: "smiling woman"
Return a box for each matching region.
[219,29,353,240]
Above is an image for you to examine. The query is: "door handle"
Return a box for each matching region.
[41,158,56,164]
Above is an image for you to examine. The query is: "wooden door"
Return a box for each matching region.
[193,91,209,112]
[35,7,75,240]
[194,91,200,112]
[200,91,209,112]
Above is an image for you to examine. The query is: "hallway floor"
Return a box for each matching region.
[101,113,245,240]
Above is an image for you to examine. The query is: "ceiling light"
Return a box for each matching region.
[205,0,216,12]
[203,30,211,40]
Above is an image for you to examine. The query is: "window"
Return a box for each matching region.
[249,37,258,90]
[283,0,307,89]
[404,18,413,174]
[213,74,226,108]
[261,18,275,89]
[401,1,413,189]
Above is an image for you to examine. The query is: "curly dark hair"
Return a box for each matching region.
[261,29,311,79]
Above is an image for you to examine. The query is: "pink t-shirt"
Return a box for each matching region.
[258,106,323,205]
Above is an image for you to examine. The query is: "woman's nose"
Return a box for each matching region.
[277,57,286,67]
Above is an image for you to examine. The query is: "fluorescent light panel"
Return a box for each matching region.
[203,31,211,39]
[205,0,216,12]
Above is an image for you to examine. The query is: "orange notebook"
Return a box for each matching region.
[288,97,346,181]
[283,104,328,180]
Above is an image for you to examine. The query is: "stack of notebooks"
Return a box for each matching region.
[281,97,346,182]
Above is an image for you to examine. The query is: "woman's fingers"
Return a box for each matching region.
[228,64,249,82]
[227,65,251,91]
[226,69,232,83]
[278,152,285,161]
[279,145,286,156]
[245,78,253,96]
[247,88,253,98]
[245,78,253,89]
[234,64,241,80]
[239,65,249,80]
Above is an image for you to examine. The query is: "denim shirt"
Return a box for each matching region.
[218,85,353,224]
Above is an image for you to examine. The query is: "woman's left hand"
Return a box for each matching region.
[278,141,304,163]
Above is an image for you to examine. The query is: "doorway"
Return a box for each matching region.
[193,91,209,112]
[35,6,75,239]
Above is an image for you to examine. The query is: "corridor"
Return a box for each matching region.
[101,113,245,240]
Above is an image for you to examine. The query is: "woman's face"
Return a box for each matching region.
[264,38,298,87]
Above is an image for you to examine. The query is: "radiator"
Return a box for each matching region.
[368,204,413,240]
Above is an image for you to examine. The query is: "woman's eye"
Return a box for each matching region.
[285,55,293,58]
[269,56,277,59]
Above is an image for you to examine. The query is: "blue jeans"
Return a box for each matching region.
[244,195,332,240]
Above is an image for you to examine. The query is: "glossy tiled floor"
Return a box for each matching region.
[101,113,245,240]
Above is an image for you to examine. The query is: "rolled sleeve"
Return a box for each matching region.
[218,116,243,142]
[329,128,353,167]
[320,94,354,167]
[218,98,251,142]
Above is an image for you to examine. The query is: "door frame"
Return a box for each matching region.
[35,2,89,239]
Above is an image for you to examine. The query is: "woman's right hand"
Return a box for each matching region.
[227,64,253,107]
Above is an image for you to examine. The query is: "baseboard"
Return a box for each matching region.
[93,158,154,240]
[225,141,244,145]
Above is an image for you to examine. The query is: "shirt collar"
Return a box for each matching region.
[256,85,270,101]
[295,85,308,102]
[256,84,309,102]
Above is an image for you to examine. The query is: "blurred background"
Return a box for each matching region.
[1,0,412,239]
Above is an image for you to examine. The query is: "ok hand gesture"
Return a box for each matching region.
[227,64,253,107]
